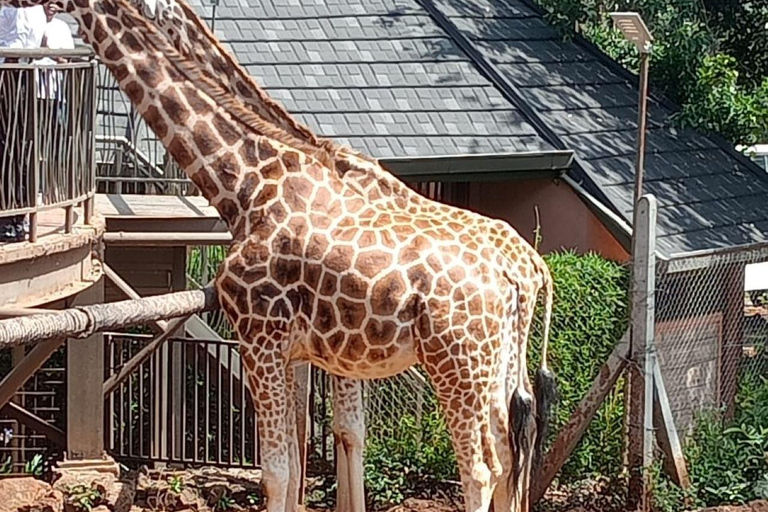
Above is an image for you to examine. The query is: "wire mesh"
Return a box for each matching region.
[655,247,768,435]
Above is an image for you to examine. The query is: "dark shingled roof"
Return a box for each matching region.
[187,0,557,158]
[98,0,768,257]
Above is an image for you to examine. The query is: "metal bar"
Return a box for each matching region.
[96,176,191,184]
[182,340,188,462]
[29,68,39,243]
[626,195,657,512]
[0,191,94,218]
[0,402,66,448]
[229,345,234,465]
[532,330,630,503]
[139,339,145,458]
[0,338,64,410]
[217,343,223,464]
[240,346,245,465]
[128,339,134,458]
[107,335,115,453]
[104,232,233,246]
[205,341,210,463]
[194,341,199,462]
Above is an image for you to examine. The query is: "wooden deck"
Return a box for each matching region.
[95,194,227,236]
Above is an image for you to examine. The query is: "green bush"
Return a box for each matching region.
[364,399,457,508]
[530,251,630,483]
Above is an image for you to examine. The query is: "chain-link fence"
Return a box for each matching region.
[653,245,768,506]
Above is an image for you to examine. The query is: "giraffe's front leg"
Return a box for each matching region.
[244,347,291,512]
[332,376,366,512]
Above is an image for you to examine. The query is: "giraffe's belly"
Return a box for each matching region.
[301,325,420,380]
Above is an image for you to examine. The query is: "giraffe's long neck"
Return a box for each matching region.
[64,0,318,233]
[129,0,326,148]
[123,0,428,206]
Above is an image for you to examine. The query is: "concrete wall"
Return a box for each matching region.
[466,178,629,262]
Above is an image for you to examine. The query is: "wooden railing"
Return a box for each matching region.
[0,48,97,242]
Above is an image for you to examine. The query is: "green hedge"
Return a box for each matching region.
[530,251,630,482]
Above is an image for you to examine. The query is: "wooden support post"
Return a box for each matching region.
[67,279,106,460]
[652,355,690,488]
[627,196,657,512]
[532,330,630,503]
[720,264,745,420]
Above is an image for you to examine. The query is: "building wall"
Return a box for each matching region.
[466,178,629,262]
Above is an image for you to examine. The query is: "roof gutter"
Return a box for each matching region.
[380,150,574,182]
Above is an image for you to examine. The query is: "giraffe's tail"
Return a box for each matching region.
[533,264,556,472]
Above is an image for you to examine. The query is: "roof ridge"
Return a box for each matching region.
[414,0,615,210]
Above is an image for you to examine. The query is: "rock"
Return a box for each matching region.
[0,477,63,512]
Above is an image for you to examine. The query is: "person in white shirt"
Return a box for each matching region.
[0,5,47,242]
[34,3,75,201]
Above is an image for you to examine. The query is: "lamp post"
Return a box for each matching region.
[610,12,655,512]
[610,12,653,217]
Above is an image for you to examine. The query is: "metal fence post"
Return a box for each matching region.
[29,69,40,243]
[627,195,657,511]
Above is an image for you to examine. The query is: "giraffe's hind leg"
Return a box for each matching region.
[421,336,502,512]
[332,376,366,512]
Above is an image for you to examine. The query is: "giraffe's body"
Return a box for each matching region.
[120,8,556,511]
[2,0,556,510]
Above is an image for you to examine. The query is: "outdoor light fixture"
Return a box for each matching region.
[610,12,653,54]
[609,11,653,212]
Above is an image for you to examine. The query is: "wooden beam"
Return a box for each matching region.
[103,264,168,330]
[652,356,690,489]
[0,338,64,410]
[532,329,630,503]
[0,287,218,349]
[104,232,232,246]
[0,402,66,448]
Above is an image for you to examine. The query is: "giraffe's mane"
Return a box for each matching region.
[114,0,344,171]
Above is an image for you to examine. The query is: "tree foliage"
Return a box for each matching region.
[534,0,768,145]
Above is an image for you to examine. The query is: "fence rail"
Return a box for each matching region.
[0,49,97,241]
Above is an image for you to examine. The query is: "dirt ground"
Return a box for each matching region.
[1,468,766,512]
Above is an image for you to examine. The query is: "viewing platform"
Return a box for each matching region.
[0,49,103,308]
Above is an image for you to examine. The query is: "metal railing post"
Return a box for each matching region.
[29,68,39,243]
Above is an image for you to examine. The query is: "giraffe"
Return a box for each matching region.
[1,0,556,510]
[113,2,557,510]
